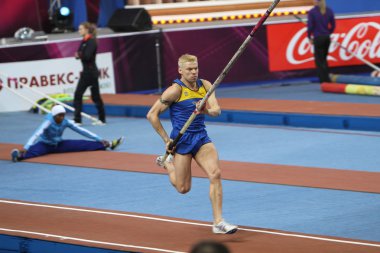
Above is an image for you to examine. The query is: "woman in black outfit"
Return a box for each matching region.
[307,0,335,83]
[74,22,106,125]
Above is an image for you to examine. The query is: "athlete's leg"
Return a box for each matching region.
[22,142,53,160]
[73,76,88,124]
[194,142,223,224]
[90,79,106,123]
[164,153,192,194]
[55,140,106,153]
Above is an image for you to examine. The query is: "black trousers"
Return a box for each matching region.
[313,35,331,83]
[73,70,105,123]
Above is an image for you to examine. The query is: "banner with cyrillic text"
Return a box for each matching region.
[0,52,115,112]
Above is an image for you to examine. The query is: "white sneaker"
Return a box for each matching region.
[92,120,106,126]
[156,154,173,167]
[212,219,238,234]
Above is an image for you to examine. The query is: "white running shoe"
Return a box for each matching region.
[92,120,106,126]
[156,154,173,167]
[212,219,238,234]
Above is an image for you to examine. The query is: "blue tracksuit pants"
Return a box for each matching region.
[22,140,106,160]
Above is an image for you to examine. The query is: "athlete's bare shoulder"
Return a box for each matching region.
[200,79,212,91]
[159,83,181,105]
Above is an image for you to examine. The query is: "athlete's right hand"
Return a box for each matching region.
[75,52,81,59]
[165,139,176,154]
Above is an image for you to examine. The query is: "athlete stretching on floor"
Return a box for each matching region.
[147,54,238,234]
[11,105,123,162]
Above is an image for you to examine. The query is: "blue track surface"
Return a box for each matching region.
[1,110,380,242]
[0,161,380,241]
[3,112,380,171]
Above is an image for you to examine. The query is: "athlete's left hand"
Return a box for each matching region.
[195,101,207,115]
[101,140,110,147]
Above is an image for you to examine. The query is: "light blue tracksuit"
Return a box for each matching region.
[22,114,105,160]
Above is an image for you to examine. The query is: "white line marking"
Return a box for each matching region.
[0,228,184,253]
[238,228,380,248]
[0,199,211,227]
[1,199,380,248]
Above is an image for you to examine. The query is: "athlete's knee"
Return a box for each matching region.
[208,167,221,182]
[176,185,191,194]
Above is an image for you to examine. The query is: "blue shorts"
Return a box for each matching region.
[170,130,212,156]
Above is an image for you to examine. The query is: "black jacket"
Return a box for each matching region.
[77,36,97,72]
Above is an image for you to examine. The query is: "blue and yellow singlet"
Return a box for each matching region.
[170,78,207,133]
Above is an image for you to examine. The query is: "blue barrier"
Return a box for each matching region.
[331,74,380,86]
[0,234,131,253]
[81,104,380,132]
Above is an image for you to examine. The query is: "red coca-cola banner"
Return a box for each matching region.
[267,16,380,71]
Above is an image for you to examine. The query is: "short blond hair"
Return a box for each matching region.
[178,54,197,68]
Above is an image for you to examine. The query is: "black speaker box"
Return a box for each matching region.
[108,8,152,32]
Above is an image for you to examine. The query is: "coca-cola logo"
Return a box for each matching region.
[286,22,380,65]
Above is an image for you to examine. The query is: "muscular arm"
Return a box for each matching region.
[307,11,314,39]
[68,120,102,141]
[24,120,51,150]
[201,80,221,117]
[146,84,181,143]
[328,9,336,33]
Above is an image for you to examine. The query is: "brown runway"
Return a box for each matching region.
[2,143,380,193]
[1,199,380,253]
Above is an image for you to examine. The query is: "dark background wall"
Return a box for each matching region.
[0,0,49,38]
[0,0,125,38]
[1,0,379,38]
[0,0,379,93]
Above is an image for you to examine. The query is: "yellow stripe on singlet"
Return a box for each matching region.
[177,85,207,103]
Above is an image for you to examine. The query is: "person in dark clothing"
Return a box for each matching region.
[74,22,106,125]
[190,240,230,253]
[307,0,335,83]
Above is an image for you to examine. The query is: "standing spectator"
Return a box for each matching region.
[307,0,335,83]
[74,22,106,125]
